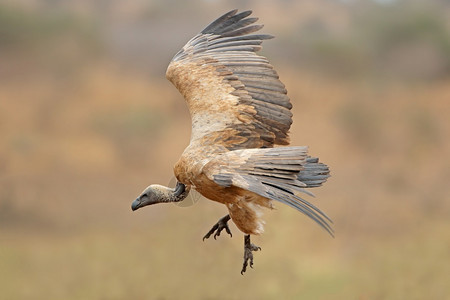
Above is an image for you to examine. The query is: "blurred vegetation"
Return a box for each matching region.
[285,0,450,80]
[0,2,101,83]
[1,0,449,299]
[0,4,94,49]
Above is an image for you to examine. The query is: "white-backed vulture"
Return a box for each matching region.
[131,9,332,274]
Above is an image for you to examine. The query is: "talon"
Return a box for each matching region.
[203,215,232,241]
[241,235,261,274]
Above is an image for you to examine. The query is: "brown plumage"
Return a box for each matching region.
[131,9,331,274]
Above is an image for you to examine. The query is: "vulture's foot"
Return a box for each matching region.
[203,214,232,241]
[241,234,261,275]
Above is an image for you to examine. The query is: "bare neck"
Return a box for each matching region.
[155,182,190,203]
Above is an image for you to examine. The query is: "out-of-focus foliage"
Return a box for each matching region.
[282,1,450,79]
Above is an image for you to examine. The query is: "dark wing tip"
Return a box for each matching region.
[201,9,239,34]
[201,9,263,38]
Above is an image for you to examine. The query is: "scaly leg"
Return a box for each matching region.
[241,234,261,275]
[203,214,232,241]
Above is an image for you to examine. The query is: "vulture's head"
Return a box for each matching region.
[131,182,188,211]
[131,185,163,211]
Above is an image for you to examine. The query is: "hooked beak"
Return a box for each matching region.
[131,197,142,211]
[131,193,156,211]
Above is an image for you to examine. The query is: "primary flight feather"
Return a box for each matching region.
[131,9,332,274]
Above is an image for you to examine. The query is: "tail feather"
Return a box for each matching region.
[241,173,334,236]
[297,157,331,188]
[208,146,333,236]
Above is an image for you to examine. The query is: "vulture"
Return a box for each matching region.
[131,9,332,274]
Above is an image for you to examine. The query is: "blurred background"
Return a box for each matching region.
[1,0,449,299]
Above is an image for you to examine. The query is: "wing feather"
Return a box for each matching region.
[203,147,333,235]
[167,9,292,150]
[200,9,240,33]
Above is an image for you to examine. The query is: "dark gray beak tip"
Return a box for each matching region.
[131,198,141,211]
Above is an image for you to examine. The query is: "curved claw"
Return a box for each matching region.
[241,235,261,275]
[203,215,232,241]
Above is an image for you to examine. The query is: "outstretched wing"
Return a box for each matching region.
[166,9,292,150]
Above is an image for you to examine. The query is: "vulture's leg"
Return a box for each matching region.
[241,234,261,275]
[203,214,232,241]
